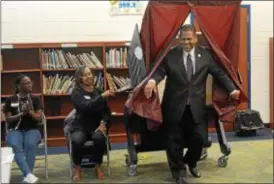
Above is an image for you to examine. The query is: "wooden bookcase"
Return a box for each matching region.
[1,41,130,147]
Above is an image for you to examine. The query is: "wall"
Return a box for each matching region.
[1,1,273,123]
[241,1,273,124]
[1,1,149,42]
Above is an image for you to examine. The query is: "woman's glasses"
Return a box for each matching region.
[20,81,33,86]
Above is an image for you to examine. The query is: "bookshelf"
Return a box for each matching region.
[1,41,130,147]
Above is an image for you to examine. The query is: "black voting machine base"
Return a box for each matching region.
[123,103,231,176]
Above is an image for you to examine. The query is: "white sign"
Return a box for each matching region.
[109,0,143,16]
[61,43,78,48]
[1,44,13,49]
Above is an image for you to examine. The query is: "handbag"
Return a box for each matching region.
[234,109,264,135]
[64,109,76,136]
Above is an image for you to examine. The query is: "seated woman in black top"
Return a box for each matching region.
[70,66,114,181]
[4,75,42,183]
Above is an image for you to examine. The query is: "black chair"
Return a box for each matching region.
[65,132,111,179]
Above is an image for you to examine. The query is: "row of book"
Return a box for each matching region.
[1,48,129,71]
[41,50,103,69]
[105,72,131,92]
[42,72,105,94]
[106,48,128,68]
[42,74,75,94]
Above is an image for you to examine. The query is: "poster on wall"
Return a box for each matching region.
[109,0,144,16]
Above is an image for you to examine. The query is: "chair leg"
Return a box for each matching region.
[106,136,111,177]
[44,141,49,180]
[43,114,49,180]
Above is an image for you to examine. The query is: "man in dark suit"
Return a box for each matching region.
[144,24,240,184]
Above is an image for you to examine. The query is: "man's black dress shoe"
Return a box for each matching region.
[188,166,201,178]
[176,176,188,184]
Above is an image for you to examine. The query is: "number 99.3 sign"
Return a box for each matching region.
[109,0,143,16]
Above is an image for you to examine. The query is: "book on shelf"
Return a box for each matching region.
[41,49,103,69]
[1,103,5,122]
[43,74,75,95]
[42,72,104,95]
[105,72,131,92]
[106,48,128,68]
[93,72,104,90]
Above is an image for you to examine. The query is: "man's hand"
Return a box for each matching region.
[229,89,240,101]
[144,79,157,99]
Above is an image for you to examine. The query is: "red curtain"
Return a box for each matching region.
[126,1,248,129]
[126,3,190,126]
[192,3,248,121]
[140,3,191,65]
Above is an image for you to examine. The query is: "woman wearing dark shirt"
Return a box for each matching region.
[4,75,42,183]
[70,66,114,181]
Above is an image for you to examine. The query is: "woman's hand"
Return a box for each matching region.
[102,90,115,98]
[22,103,30,115]
[96,121,107,137]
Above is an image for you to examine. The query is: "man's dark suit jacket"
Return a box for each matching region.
[151,45,236,126]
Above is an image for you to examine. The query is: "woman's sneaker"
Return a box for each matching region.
[23,173,38,183]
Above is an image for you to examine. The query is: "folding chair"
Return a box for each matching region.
[4,112,49,180]
[66,133,111,179]
[36,112,49,180]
